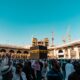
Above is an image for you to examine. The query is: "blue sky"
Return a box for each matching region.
[0,0,80,46]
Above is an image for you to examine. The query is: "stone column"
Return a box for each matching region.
[74,47,79,59]
[67,48,71,59]
[56,50,59,58]
[54,49,56,57]
[63,49,65,59]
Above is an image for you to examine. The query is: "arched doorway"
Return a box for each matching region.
[58,50,63,53]
[24,51,28,59]
[17,51,21,54]
[9,50,14,53]
[0,49,6,53]
[24,51,28,54]
[58,49,64,58]
[17,50,21,59]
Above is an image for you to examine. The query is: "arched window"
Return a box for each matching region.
[0,49,6,52]
[9,50,14,53]
[58,50,63,53]
[24,51,28,54]
[17,51,21,54]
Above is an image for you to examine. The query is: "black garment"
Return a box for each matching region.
[39,61,43,71]
[62,63,66,71]
[23,65,36,80]
[68,72,80,80]
[47,69,63,80]
[2,70,13,80]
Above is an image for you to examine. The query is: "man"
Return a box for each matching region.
[12,63,27,80]
[0,53,13,80]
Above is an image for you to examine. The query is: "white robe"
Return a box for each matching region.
[65,63,75,80]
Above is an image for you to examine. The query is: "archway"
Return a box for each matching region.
[24,51,28,59]
[58,50,63,53]
[17,50,21,59]
[58,49,64,58]
[24,51,28,54]
[9,50,14,53]
[17,51,21,54]
[0,49,6,52]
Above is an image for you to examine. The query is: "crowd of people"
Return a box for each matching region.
[0,53,80,80]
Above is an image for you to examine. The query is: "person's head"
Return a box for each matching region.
[16,63,23,74]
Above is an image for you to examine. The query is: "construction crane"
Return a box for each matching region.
[66,26,71,42]
[62,36,66,43]
[52,32,54,46]
[62,26,71,43]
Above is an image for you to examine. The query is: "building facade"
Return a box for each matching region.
[0,44,30,59]
[0,39,80,59]
[49,40,80,59]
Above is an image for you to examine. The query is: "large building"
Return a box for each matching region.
[0,37,49,59]
[0,38,80,59]
[30,37,49,59]
[49,40,80,59]
[0,44,30,59]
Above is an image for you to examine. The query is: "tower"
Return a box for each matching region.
[32,37,37,46]
[44,38,49,47]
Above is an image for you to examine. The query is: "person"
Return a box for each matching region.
[12,63,27,80]
[47,59,63,80]
[0,53,13,80]
[65,60,75,80]
[62,61,66,80]
[1,65,13,80]
[23,61,36,80]
[32,60,42,80]
[68,62,80,80]
[41,61,48,80]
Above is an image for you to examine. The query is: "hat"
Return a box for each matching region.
[1,65,12,75]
